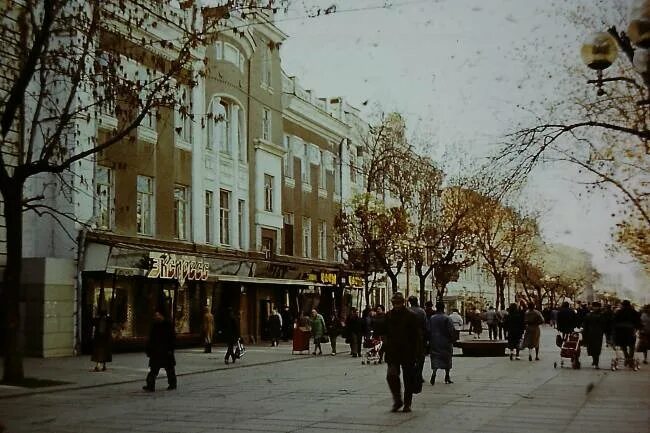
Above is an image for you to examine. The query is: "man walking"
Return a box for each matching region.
[557,301,577,339]
[582,302,607,369]
[223,308,240,364]
[485,306,499,340]
[408,296,428,384]
[143,310,177,392]
[384,292,422,413]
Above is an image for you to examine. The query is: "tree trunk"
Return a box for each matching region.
[2,181,25,382]
[414,262,428,308]
[363,272,370,308]
[494,274,505,310]
[388,271,398,294]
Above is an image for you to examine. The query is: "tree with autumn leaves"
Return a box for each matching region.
[0,0,284,383]
[334,111,543,310]
[494,0,650,276]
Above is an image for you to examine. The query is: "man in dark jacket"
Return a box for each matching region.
[223,308,240,364]
[384,292,422,413]
[143,310,176,392]
[582,302,607,369]
[408,296,428,384]
[613,300,642,367]
[556,302,577,339]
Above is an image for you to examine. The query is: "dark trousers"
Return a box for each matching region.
[488,323,498,340]
[146,365,176,390]
[498,324,506,340]
[416,354,425,382]
[349,333,361,356]
[330,336,337,353]
[386,362,413,408]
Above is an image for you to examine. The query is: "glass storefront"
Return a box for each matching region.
[81,272,208,353]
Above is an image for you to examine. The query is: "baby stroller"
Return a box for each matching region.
[554,332,581,369]
[361,332,383,365]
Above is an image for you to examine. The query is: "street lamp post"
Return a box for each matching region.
[580,0,650,104]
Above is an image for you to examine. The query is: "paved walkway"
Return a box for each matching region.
[0,341,302,398]
[0,327,648,433]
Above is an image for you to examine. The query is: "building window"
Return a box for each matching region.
[320,150,327,189]
[238,109,246,163]
[264,174,274,212]
[208,99,236,153]
[205,190,213,244]
[215,41,222,60]
[334,156,341,195]
[318,220,327,260]
[262,233,274,255]
[223,43,242,69]
[302,142,310,184]
[283,213,294,256]
[176,84,192,144]
[220,189,231,245]
[144,108,157,131]
[174,185,188,240]
[261,45,272,87]
[262,107,271,141]
[335,247,343,263]
[283,135,294,178]
[220,101,230,153]
[136,175,154,235]
[238,199,246,249]
[94,165,112,230]
[302,217,311,258]
[350,152,357,184]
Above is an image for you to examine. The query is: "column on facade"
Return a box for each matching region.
[231,104,241,249]
[191,66,206,244]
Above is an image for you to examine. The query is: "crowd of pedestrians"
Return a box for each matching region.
[87,293,647,401]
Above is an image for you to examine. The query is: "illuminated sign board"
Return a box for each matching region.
[348,276,364,287]
[147,252,209,284]
[321,272,337,285]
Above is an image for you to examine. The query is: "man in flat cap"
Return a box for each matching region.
[383,292,423,412]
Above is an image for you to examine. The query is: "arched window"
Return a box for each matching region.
[207,97,246,162]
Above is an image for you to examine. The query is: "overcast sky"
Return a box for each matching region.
[275,0,645,298]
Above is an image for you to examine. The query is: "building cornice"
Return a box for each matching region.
[254,138,285,157]
[282,95,349,144]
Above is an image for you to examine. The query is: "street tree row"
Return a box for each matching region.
[332,112,589,311]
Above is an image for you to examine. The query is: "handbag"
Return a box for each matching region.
[518,333,526,350]
[235,338,246,359]
[555,334,563,348]
[404,363,422,394]
[320,335,330,344]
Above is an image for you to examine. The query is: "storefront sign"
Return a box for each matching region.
[147,252,209,284]
[305,272,338,285]
[321,272,337,285]
[348,275,364,287]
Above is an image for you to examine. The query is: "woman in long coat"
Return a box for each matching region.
[268,309,282,347]
[522,302,545,361]
[582,302,607,368]
[202,307,214,353]
[504,303,525,360]
[309,309,326,355]
[91,310,112,371]
[428,302,455,385]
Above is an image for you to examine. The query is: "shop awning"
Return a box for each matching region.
[215,274,329,287]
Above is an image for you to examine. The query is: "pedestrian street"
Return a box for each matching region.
[0,327,647,433]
